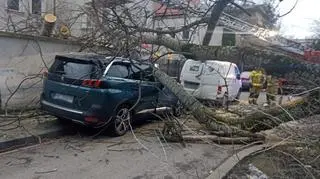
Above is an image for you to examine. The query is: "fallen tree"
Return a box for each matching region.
[78,0,319,143]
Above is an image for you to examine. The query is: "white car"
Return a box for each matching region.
[180,59,242,103]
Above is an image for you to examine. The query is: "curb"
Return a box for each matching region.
[207,144,267,179]
[0,120,68,153]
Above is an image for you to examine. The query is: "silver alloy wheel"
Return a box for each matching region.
[114,107,131,136]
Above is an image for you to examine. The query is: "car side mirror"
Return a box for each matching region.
[236,74,240,80]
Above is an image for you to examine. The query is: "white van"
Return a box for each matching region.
[180,59,242,103]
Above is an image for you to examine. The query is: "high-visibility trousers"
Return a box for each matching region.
[249,86,261,104]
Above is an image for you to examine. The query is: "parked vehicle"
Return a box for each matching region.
[180,59,242,104]
[240,71,251,90]
[41,53,181,136]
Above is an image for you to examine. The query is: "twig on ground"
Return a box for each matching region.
[35,168,58,174]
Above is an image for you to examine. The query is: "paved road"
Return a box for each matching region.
[0,118,239,179]
[239,91,292,105]
[0,93,294,179]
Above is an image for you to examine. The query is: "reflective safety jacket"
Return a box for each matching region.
[266,75,279,94]
[250,70,264,87]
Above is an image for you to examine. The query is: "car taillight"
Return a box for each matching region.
[82,79,102,88]
[217,85,222,94]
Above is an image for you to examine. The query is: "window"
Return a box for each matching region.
[32,0,41,14]
[234,66,240,75]
[156,27,162,36]
[50,58,102,80]
[222,28,236,46]
[107,63,130,78]
[168,27,175,38]
[101,9,108,25]
[7,0,19,11]
[182,29,189,40]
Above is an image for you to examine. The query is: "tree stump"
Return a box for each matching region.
[41,14,57,37]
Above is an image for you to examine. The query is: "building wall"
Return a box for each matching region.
[0,0,90,36]
[0,31,81,110]
[0,0,48,33]
[153,16,224,46]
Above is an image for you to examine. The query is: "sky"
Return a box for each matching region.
[263,0,320,39]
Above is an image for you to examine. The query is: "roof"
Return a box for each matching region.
[206,60,235,66]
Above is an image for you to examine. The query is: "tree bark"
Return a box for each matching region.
[41,14,57,37]
[142,35,304,63]
[202,0,233,46]
[181,135,260,144]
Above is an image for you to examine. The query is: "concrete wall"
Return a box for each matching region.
[0,31,81,110]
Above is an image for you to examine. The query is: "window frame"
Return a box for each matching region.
[32,0,42,15]
[182,29,189,40]
[105,62,131,79]
[49,58,103,80]
[104,59,155,82]
[7,0,19,11]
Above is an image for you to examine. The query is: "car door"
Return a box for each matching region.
[157,77,178,108]
[129,63,160,111]
[105,61,141,108]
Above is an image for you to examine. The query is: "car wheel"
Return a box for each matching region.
[236,88,241,100]
[222,93,228,107]
[112,105,132,136]
[173,100,183,117]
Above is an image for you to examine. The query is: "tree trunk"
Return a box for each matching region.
[202,0,233,46]
[153,67,264,139]
[41,14,57,37]
[142,35,304,63]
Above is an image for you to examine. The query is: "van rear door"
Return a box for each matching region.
[180,60,202,92]
[200,61,228,100]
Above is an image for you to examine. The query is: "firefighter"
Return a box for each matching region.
[266,75,283,106]
[248,68,265,105]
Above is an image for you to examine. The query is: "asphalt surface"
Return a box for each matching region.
[0,118,239,179]
[0,92,292,179]
[239,91,291,104]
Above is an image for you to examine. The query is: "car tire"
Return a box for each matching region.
[222,93,228,107]
[112,105,132,136]
[236,88,241,100]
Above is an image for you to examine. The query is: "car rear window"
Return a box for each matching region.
[49,57,103,79]
[241,72,250,78]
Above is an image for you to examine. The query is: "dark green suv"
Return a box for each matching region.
[41,53,181,136]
